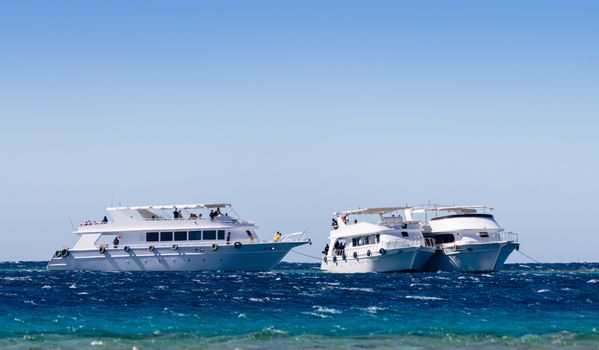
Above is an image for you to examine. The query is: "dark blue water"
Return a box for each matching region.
[1,262,598,349]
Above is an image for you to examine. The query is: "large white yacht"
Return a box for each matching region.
[47,203,309,271]
[320,207,436,273]
[406,205,519,272]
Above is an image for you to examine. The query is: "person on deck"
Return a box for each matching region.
[273,231,282,242]
[113,236,120,248]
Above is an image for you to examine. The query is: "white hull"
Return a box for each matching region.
[320,247,435,273]
[423,241,519,272]
[47,242,306,271]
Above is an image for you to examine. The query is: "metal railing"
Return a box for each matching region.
[279,231,308,242]
[332,237,428,258]
[494,231,518,242]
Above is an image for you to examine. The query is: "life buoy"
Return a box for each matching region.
[353,251,358,259]
[332,256,337,263]
[149,245,155,252]
[171,244,178,251]
[211,243,218,251]
[367,250,372,257]
[379,248,386,255]
[99,246,106,254]
[124,246,130,252]
[54,250,61,258]
[234,242,242,249]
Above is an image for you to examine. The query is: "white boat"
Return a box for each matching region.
[406,205,519,272]
[320,207,436,273]
[47,203,309,271]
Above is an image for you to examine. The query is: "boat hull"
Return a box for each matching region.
[47,242,307,271]
[423,241,518,272]
[320,246,435,273]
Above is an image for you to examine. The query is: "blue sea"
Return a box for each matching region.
[0,262,598,349]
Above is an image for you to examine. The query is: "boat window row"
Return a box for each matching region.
[352,234,380,247]
[145,230,226,242]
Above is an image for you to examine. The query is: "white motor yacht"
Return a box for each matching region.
[320,207,436,273]
[406,205,519,272]
[47,203,309,271]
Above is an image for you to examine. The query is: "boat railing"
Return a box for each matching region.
[383,237,427,250]
[495,231,518,242]
[423,237,436,248]
[139,217,250,224]
[279,231,308,242]
[336,237,425,257]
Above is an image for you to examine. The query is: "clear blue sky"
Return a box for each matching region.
[1,1,597,262]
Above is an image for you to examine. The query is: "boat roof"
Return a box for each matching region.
[410,205,492,214]
[107,203,231,211]
[336,207,410,216]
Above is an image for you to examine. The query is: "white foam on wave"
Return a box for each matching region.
[409,283,431,287]
[537,289,550,293]
[405,295,446,301]
[90,340,103,346]
[363,306,386,314]
[301,311,331,319]
[337,287,374,293]
[587,279,599,284]
[313,306,342,314]
[1,276,32,281]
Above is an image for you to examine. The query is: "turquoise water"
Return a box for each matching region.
[1,262,598,349]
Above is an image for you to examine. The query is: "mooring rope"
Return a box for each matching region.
[290,249,322,261]
[517,249,541,264]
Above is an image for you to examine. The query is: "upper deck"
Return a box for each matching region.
[330,206,421,238]
[76,203,254,234]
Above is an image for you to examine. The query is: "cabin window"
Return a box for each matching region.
[174,231,187,241]
[203,230,217,240]
[146,232,159,242]
[434,234,455,244]
[352,238,357,247]
[189,231,202,240]
[401,231,409,237]
[217,230,225,240]
[160,232,173,241]
[376,234,380,243]
[368,235,377,244]
[479,232,489,238]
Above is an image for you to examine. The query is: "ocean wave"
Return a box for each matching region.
[0,261,599,349]
[405,295,446,301]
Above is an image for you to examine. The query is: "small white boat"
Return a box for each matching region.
[407,205,519,272]
[47,203,309,271]
[320,207,436,273]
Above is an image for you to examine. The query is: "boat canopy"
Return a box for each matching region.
[107,203,231,211]
[410,205,492,214]
[336,207,410,216]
